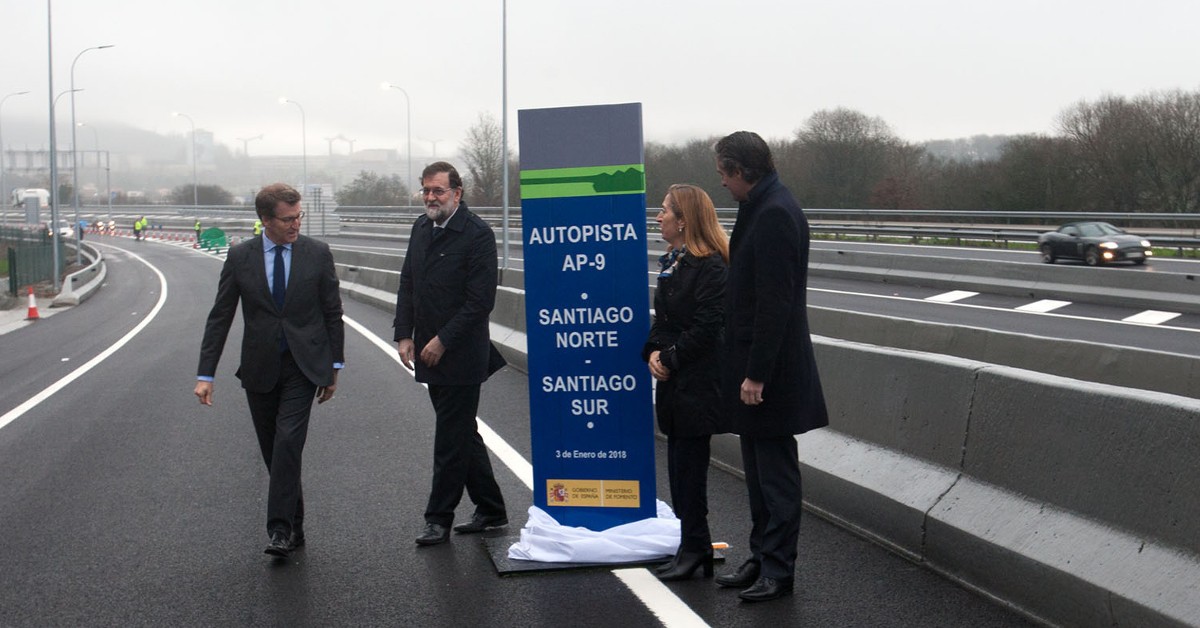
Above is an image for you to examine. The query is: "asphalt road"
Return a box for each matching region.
[0,235,1035,627]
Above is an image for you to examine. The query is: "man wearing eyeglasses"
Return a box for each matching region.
[195,182,345,559]
[394,161,508,546]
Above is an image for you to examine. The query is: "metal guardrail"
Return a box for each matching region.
[39,205,1198,253]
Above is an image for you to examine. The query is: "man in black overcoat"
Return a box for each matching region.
[713,131,829,602]
[394,161,507,546]
[195,182,345,558]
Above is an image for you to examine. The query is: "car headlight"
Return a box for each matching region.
[1099,241,1119,249]
[1140,240,1151,248]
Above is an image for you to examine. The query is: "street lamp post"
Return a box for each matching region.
[279,98,306,196]
[419,137,444,159]
[0,90,30,226]
[381,82,412,205]
[172,111,197,209]
[236,134,263,157]
[78,122,100,210]
[48,87,81,289]
[501,0,511,270]
[69,44,113,265]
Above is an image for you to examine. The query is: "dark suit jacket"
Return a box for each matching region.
[722,172,828,437]
[393,202,505,385]
[643,251,729,437]
[197,234,345,393]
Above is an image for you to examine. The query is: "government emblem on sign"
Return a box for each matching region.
[550,483,568,504]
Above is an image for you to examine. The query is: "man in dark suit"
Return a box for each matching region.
[712,132,829,602]
[195,182,345,559]
[394,161,507,546]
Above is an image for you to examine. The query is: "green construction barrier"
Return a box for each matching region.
[199,227,228,252]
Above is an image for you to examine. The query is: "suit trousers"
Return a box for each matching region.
[667,434,712,552]
[740,435,803,580]
[245,351,316,536]
[424,384,506,527]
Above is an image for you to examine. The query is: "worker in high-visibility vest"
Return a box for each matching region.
[253,219,262,236]
[195,219,202,241]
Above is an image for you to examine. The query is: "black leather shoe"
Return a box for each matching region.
[264,531,293,558]
[715,560,760,588]
[415,523,450,546]
[738,576,794,602]
[453,513,508,534]
[657,549,713,582]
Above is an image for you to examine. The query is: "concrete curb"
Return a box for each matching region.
[52,242,106,307]
[801,339,1200,627]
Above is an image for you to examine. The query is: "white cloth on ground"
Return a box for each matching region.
[506,500,680,563]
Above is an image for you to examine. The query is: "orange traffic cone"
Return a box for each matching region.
[26,287,39,321]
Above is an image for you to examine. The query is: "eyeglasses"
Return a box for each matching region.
[273,211,305,225]
[420,187,458,198]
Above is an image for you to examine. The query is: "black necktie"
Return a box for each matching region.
[274,245,288,353]
[273,245,286,309]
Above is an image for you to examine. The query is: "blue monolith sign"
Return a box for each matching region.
[518,103,655,530]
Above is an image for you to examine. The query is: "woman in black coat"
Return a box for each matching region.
[642,184,729,581]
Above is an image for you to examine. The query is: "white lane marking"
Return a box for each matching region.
[811,287,1200,334]
[341,316,535,489]
[925,290,979,303]
[344,316,704,628]
[0,244,168,432]
[1123,310,1183,325]
[1016,299,1072,313]
[612,569,711,628]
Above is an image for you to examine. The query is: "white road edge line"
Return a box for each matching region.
[342,315,709,628]
[0,244,168,431]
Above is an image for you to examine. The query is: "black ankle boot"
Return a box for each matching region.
[656,548,714,581]
[654,549,681,574]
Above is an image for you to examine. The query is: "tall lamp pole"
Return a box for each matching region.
[69,44,113,264]
[47,0,61,290]
[77,122,100,211]
[381,82,412,205]
[279,98,306,196]
[501,0,511,269]
[0,90,29,227]
[49,88,82,288]
[419,137,444,159]
[172,112,198,208]
[236,134,262,157]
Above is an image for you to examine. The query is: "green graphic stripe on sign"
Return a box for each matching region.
[520,164,645,199]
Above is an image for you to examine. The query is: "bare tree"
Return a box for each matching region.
[793,108,913,208]
[459,112,512,207]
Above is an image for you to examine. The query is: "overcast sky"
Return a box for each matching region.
[3,0,1199,160]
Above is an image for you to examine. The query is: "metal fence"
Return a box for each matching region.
[2,225,66,295]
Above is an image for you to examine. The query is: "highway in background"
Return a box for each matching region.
[0,236,1035,627]
[318,231,1200,359]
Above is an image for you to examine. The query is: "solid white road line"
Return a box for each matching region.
[343,315,706,628]
[1123,310,1183,325]
[0,244,168,432]
[926,290,980,303]
[613,568,711,628]
[1016,299,1072,313]
[341,315,535,489]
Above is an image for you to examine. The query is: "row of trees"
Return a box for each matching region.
[337,88,1200,213]
[646,90,1200,212]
